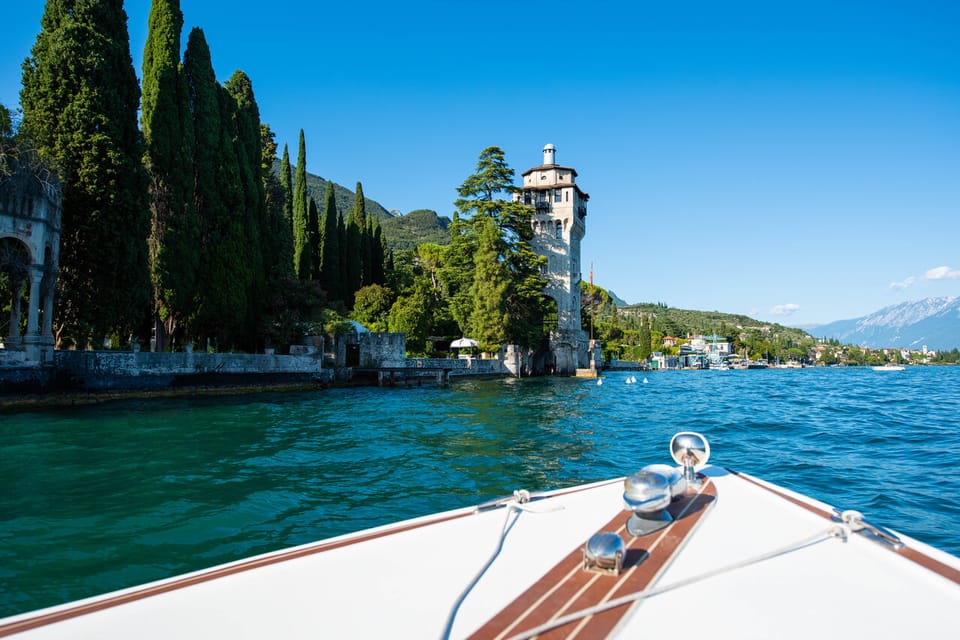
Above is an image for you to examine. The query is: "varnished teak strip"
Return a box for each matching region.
[470,479,717,640]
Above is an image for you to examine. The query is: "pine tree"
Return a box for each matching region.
[21,0,152,347]
[469,215,509,351]
[438,212,477,335]
[141,0,198,351]
[292,130,310,279]
[453,146,547,347]
[319,181,340,300]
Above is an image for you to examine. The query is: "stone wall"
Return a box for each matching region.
[406,356,505,376]
[53,350,328,391]
[359,333,406,368]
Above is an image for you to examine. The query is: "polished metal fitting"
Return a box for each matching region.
[623,470,673,537]
[583,532,626,575]
[640,463,686,500]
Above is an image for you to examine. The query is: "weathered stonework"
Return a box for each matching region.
[0,169,62,366]
[514,144,592,374]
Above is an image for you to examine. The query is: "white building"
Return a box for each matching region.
[514,144,592,374]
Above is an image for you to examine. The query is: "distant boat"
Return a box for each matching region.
[872,364,906,371]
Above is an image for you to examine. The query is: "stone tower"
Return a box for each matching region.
[515,144,590,374]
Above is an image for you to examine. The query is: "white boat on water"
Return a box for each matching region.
[872,364,906,371]
[2,432,957,639]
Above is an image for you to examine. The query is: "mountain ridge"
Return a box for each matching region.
[809,296,960,351]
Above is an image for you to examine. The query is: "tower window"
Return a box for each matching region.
[553,189,561,203]
[555,221,562,239]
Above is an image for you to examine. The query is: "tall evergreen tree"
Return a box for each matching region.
[453,146,547,347]
[469,215,509,351]
[438,212,477,335]
[319,181,340,301]
[278,142,294,270]
[261,125,293,279]
[292,129,309,279]
[224,70,267,344]
[307,197,320,280]
[181,28,247,348]
[338,211,349,306]
[371,218,387,286]
[344,182,364,304]
[21,0,152,347]
[141,0,198,351]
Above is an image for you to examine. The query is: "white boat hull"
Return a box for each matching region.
[2,462,958,639]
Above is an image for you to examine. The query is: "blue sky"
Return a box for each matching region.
[3,1,958,326]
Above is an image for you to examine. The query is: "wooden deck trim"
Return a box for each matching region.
[0,479,623,638]
[468,478,717,639]
[729,469,960,586]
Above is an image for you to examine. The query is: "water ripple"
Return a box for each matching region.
[1,366,959,617]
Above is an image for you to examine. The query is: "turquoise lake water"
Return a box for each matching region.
[2,366,959,618]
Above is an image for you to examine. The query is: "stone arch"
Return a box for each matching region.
[0,173,62,365]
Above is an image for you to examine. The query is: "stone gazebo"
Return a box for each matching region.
[0,168,61,366]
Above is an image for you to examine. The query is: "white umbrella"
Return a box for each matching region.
[450,337,478,348]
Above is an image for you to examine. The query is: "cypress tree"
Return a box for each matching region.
[182,27,247,348]
[261,124,293,279]
[21,0,152,347]
[344,183,363,304]
[371,219,387,286]
[319,181,340,301]
[338,212,349,306]
[141,0,198,351]
[307,197,320,280]
[292,130,309,279]
[224,70,267,344]
[278,142,294,273]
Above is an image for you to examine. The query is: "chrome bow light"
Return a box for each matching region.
[640,463,686,500]
[670,431,710,491]
[623,470,673,537]
[583,532,626,575]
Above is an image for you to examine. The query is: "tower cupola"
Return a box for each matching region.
[543,143,556,166]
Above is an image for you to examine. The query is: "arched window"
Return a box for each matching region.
[555,221,562,239]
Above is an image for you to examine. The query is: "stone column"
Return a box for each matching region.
[7,275,23,347]
[42,269,56,339]
[26,265,43,336]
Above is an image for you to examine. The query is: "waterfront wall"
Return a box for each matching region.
[407,356,505,376]
[53,350,329,392]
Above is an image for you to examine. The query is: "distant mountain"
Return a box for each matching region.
[606,290,629,307]
[812,297,960,351]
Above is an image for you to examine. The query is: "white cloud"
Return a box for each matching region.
[889,276,916,290]
[924,266,960,280]
[770,303,800,316]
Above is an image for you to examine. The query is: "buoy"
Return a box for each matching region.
[597,378,603,386]
[643,377,648,384]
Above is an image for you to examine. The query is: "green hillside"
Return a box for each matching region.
[379,209,451,251]
[272,159,391,221]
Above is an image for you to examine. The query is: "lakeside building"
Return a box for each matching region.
[514,144,594,374]
[0,168,61,367]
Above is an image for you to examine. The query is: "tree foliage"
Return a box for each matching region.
[292,129,310,279]
[141,0,199,350]
[21,0,152,347]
